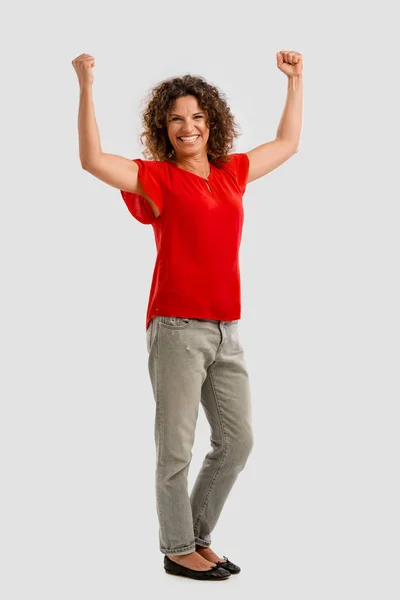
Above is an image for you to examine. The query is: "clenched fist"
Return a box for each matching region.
[72,53,95,87]
[276,50,303,78]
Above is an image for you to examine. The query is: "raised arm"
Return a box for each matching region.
[72,53,142,195]
[246,51,303,184]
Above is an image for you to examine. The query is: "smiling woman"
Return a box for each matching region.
[138,74,241,168]
[72,53,303,579]
[164,96,212,176]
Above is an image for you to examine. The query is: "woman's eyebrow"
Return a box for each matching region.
[169,112,205,117]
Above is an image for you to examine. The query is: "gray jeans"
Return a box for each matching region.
[146,315,254,555]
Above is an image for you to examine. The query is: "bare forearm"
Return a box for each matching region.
[78,85,102,167]
[276,75,303,149]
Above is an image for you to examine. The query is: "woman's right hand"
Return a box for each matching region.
[72,53,95,87]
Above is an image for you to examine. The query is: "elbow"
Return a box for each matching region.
[81,160,90,171]
[81,160,97,173]
[278,137,300,155]
[80,152,103,172]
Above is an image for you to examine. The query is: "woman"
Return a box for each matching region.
[72,51,303,580]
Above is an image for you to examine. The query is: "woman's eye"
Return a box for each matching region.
[171,116,203,121]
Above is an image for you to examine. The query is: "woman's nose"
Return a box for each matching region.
[180,120,197,133]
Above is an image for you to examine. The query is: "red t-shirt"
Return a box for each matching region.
[120,153,250,331]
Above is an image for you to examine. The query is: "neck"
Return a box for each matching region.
[173,154,210,177]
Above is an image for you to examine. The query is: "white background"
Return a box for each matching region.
[1,0,399,598]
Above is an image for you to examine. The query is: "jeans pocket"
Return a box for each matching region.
[160,316,195,330]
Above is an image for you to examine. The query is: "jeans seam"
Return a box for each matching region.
[192,367,228,535]
[156,319,164,466]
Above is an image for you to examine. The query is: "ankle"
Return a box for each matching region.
[171,551,196,559]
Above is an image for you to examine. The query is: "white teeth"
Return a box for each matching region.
[179,135,199,142]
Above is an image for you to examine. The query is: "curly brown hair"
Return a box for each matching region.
[138,74,243,166]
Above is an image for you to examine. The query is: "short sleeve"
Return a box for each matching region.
[222,153,250,195]
[120,159,165,225]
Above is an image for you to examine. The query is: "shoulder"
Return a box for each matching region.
[133,158,172,189]
[133,158,169,173]
[214,153,250,194]
[214,153,249,171]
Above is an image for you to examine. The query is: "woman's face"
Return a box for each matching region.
[166,95,210,159]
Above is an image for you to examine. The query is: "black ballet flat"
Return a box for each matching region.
[164,555,231,580]
[216,556,241,574]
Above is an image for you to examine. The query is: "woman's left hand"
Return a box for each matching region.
[276,50,303,78]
